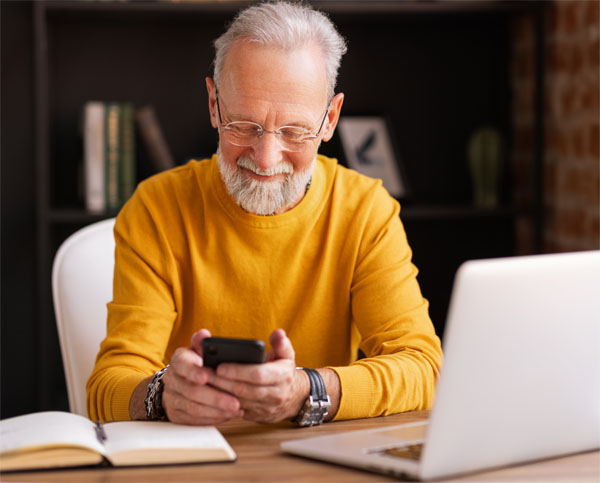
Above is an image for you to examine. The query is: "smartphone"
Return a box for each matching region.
[201,337,266,369]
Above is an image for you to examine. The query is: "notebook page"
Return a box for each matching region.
[102,421,232,456]
[0,411,105,455]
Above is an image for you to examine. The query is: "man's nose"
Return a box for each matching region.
[252,131,285,171]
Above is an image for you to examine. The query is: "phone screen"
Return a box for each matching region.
[202,337,266,369]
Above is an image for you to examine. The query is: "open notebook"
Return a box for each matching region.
[282,251,600,480]
[1,411,236,471]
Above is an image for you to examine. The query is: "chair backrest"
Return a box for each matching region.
[52,218,116,416]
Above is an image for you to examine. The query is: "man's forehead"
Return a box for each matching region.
[218,41,329,109]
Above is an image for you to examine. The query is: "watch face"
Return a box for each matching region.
[297,409,326,426]
[296,395,331,426]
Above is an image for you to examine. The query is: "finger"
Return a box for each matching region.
[163,369,243,424]
[236,389,298,423]
[165,376,241,413]
[216,358,295,385]
[190,328,212,356]
[169,347,211,385]
[165,394,243,425]
[212,364,297,412]
[210,376,269,402]
[268,329,295,361]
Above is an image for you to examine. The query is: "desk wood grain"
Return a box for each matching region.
[3,411,598,482]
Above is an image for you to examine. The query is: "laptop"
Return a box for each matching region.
[281,251,600,480]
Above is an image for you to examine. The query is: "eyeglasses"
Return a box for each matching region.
[215,91,330,153]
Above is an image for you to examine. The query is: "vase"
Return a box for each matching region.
[467,127,504,208]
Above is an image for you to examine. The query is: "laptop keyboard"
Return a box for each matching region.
[381,444,424,461]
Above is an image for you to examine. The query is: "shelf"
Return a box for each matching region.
[41,0,543,15]
[400,204,523,221]
[42,0,251,14]
[48,209,119,224]
[46,205,525,225]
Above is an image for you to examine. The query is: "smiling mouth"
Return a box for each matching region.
[241,166,289,181]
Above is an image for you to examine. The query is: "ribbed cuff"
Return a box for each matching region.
[327,364,378,421]
[110,373,147,421]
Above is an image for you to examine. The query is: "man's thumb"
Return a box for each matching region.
[268,329,295,361]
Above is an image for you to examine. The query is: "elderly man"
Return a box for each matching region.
[88,1,442,426]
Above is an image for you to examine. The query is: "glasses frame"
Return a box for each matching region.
[215,90,330,152]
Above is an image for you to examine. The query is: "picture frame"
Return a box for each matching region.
[337,116,408,199]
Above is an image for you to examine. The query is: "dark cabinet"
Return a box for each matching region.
[34,0,545,410]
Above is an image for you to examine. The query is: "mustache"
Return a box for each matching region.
[237,156,294,177]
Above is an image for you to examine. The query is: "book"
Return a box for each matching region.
[83,101,138,213]
[83,102,106,213]
[136,105,176,173]
[104,102,121,211]
[119,102,136,204]
[0,411,236,472]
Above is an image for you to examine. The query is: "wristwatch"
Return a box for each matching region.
[144,365,169,421]
[295,368,331,427]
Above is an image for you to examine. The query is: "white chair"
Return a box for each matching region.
[52,218,116,416]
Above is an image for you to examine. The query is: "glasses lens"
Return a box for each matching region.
[223,122,261,146]
[278,126,313,146]
[222,122,314,152]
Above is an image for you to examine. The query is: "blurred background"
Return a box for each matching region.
[2,0,599,419]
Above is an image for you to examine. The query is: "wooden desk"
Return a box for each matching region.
[4,411,599,482]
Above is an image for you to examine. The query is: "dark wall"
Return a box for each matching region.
[0,1,537,420]
[1,0,37,418]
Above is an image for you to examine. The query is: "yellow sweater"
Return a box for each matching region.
[87,154,442,422]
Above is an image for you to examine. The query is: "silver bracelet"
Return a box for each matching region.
[144,365,170,421]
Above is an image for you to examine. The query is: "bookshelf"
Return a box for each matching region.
[33,0,545,411]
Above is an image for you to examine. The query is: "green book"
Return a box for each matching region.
[104,102,121,211]
[119,103,136,206]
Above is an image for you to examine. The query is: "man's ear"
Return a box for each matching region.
[322,92,344,143]
[206,77,218,129]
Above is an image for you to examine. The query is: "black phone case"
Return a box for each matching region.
[202,337,266,369]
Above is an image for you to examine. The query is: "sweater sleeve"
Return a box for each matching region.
[329,185,443,420]
[86,182,179,421]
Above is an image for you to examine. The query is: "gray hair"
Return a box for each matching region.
[213,1,347,99]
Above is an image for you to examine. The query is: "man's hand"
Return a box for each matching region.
[207,329,310,423]
[160,329,244,425]
[130,328,340,425]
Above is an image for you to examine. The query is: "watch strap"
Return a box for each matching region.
[295,368,331,427]
[305,368,326,400]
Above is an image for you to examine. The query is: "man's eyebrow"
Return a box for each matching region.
[220,108,248,124]
[283,109,323,130]
[225,112,315,130]
[284,119,315,130]
[220,99,316,129]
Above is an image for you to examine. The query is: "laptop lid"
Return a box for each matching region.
[420,250,600,479]
[281,251,600,480]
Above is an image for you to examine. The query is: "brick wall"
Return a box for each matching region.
[512,0,599,253]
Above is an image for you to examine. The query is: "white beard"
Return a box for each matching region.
[217,151,315,216]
